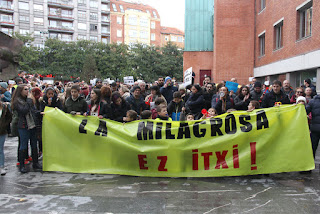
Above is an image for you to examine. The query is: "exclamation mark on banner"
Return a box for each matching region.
[250,142,257,170]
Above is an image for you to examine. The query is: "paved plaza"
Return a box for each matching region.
[0,137,320,213]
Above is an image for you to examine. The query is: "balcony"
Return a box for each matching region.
[101,17,110,25]
[0,4,14,13]
[48,13,74,21]
[101,0,110,3]
[101,6,110,14]
[48,26,74,33]
[101,31,110,36]
[48,0,74,9]
[0,21,14,27]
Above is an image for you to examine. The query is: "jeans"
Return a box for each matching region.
[18,128,37,151]
[0,134,6,168]
[311,131,320,158]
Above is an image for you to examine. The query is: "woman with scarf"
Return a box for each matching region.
[11,84,42,173]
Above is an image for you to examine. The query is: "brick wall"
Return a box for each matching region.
[183,51,214,84]
[213,0,255,85]
[255,0,320,68]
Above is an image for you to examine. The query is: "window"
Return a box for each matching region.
[90,0,98,8]
[19,2,29,10]
[128,15,137,25]
[49,20,57,27]
[61,9,72,17]
[165,36,169,41]
[34,17,44,24]
[117,29,122,37]
[101,37,108,44]
[171,36,177,42]
[274,20,283,50]
[101,4,109,11]
[152,11,158,18]
[129,30,137,38]
[1,27,13,35]
[259,32,265,57]
[117,16,122,24]
[90,24,98,31]
[102,15,109,22]
[90,36,98,42]
[260,0,266,11]
[78,11,86,19]
[78,0,86,5]
[78,23,86,30]
[62,21,73,29]
[112,4,117,12]
[119,5,124,13]
[61,34,72,42]
[298,2,312,39]
[140,31,148,39]
[151,33,155,41]
[1,0,13,9]
[78,35,86,40]
[90,12,98,20]
[34,4,43,11]
[146,10,150,14]
[0,14,13,22]
[151,21,155,29]
[20,15,29,22]
[101,26,109,34]
[178,36,183,43]
[20,29,30,35]
[140,17,148,27]
[34,31,41,37]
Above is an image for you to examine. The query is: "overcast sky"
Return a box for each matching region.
[136,0,186,31]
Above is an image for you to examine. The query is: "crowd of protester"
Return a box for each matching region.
[0,70,319,175]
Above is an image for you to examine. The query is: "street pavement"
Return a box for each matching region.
[0,136,320,214]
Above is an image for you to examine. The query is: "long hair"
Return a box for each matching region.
[11,84,28,110]
[237,85,250,98]
[90,89,101,106]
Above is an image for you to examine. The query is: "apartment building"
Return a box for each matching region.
[109,0,161,46]
[184,0,320,92]
[0,0,111,47]
[160,26,184,49]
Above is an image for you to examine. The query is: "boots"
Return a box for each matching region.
[19,150,27,173]
[32,149,42,171]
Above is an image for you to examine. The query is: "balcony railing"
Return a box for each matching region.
[0,4,14,13]
[48,26,74,33]
[48,0,74,9]
[48,13,74,21]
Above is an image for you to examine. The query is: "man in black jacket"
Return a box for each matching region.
[261,80,290,108]
[306,95,320,158]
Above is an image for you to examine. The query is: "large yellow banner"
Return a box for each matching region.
[43,105,314,177]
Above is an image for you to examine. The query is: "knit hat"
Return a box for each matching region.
[132,85,141,92]
[296,96,306,104]
[0,82,8,89]
[164,76,172,84]
[254,81,262,88]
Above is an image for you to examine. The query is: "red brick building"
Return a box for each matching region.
[184,0,320,91]
[160,27,185,49]
[110,0,161,46]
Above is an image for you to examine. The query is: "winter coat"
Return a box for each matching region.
[13,97,37,129]
[109,101,130,122]
[261,90,290,108]
[160,85,178,104]
[64,96,88,114]
[167,100,185,121]
[234,95,252,111]
[0,103,12,135]
[126,94,148,115]
[215,96,234,115]
[203,91,214,110]
[306,95,320,132]
[0,91,11,102]
[40,95,62,112]
[281,88,295,100]
[185,92,205,116]
[250,90,263,102]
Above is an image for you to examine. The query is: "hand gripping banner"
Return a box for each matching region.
[43,105,314,177]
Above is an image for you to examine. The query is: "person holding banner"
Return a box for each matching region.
[84,89,106,119]
[11,85,42,173]
[261,80,290,108]
[64,85,88,116]
[109,92,130,122]
[306,94,320,159]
